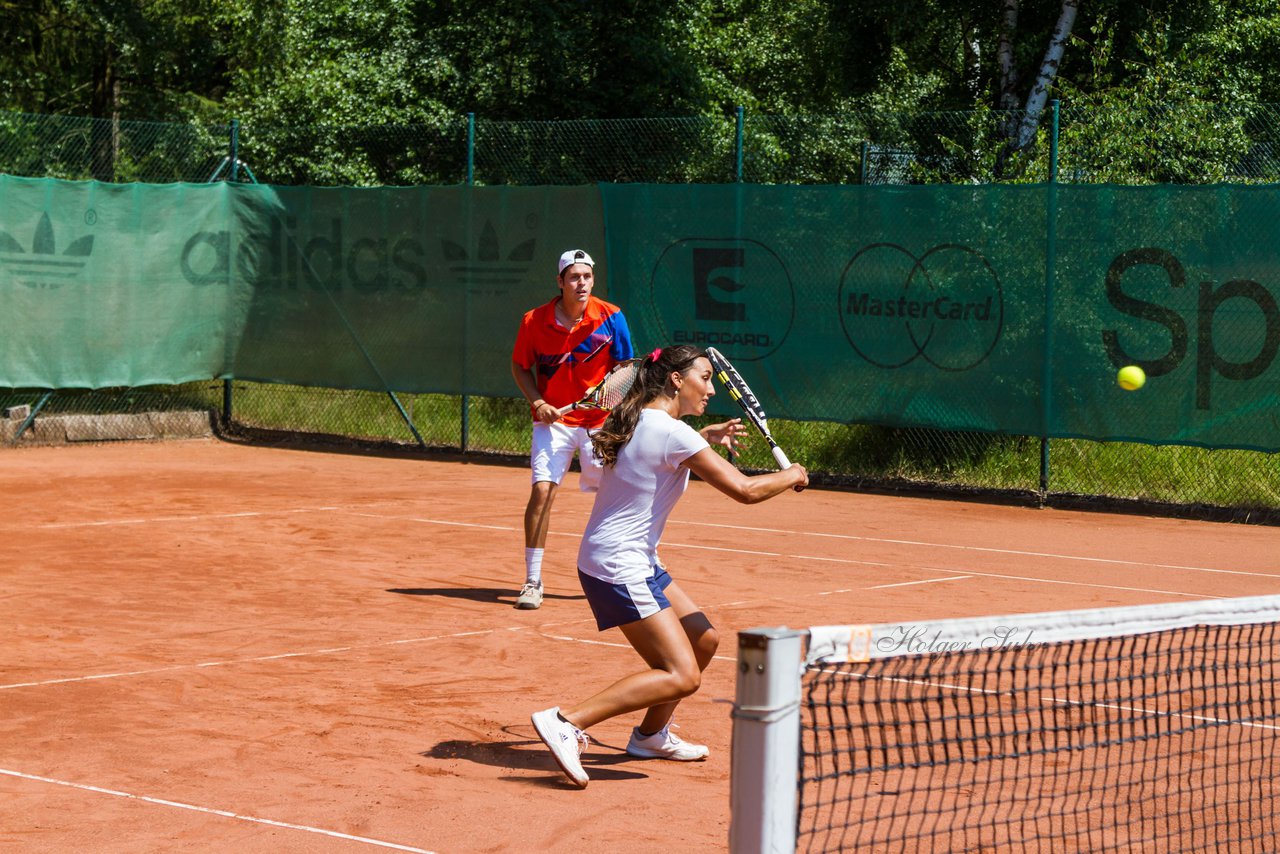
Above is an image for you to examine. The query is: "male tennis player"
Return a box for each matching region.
[510,249,634,610]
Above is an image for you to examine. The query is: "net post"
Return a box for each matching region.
[730,627,803,854]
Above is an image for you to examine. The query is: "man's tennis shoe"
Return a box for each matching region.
[625,723,709,761]
[515,581,543,610]
[531,707,589,788]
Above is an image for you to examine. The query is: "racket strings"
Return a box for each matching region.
[596,364,638,409]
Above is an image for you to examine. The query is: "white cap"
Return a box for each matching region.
[558,249,595,275]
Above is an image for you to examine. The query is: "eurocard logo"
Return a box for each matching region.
[649,238,794,361]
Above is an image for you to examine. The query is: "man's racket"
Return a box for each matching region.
[557,359,640,415]
[705,347,792,469]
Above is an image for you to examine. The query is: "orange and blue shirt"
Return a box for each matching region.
[513,295,634,428]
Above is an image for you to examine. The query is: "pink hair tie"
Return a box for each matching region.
[648,347,662,362]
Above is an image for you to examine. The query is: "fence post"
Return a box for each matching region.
[860,139,870,184]
[727,106,747,465]
[11,391,53,445]
[1039,99,1061,500]
[221,119,240,424]
[461,112,476,452]
[735,105,745,181]
[466,111,475,184]
[230,119,240,182]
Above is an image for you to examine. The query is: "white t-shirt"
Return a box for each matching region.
[577,408,710,584]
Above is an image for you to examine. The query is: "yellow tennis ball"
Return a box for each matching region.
[1117,365,1146,391]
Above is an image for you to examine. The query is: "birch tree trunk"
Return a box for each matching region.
[997,0,1020,110]
[1013,0,1079,149]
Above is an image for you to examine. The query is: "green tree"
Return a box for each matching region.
[4,0,1280,186]
[0,0,231,119]
[1055,10,1269,183]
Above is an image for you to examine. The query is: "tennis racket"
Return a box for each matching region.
[557,359,640,415]
[705,347,792,469]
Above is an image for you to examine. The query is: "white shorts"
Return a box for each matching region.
[530,422,603,492]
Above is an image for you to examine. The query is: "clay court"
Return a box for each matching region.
[3,437,1279,853]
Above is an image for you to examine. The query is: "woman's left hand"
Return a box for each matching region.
[701,418,749,451]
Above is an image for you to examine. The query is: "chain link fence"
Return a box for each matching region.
[0,110,230,183]
[3,105,1280,520]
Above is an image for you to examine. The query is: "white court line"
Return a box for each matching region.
[33,504,1278,581]
[29,501,1257,602]
[37,506,342,529]
[351,509,1280,581]
[868,576,974,590]
[345,511,1248,600]
[0,629,495,691]
[812,667,1280,734]
[1,513,1241,692]
[0,768,436,853]
[538,633,736,664]
[664,518,1280,579]
[873,566,1220,600]
[344,512,544,532]
[1043,697,1280,732]
[344,512,786,557]
[577,523,1234,599]
[802,558,1217,600]
[652,541,784,557]
[4,555,1211,693]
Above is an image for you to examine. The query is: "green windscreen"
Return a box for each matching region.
[603,183,1047,436]
[2,175,1278,451]
[603,183,1280,450]
[0,177,245,388]
[227,183,605,395]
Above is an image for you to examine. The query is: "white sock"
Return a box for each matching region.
[525,548,544,586]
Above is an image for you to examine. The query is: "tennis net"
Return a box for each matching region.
[729,595,1280,853]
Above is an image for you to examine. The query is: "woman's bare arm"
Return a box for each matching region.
[682,447,807,504]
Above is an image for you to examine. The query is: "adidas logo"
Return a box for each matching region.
[442,220,535,293]
[0,213,95,290]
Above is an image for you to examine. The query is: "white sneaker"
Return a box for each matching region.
[531,707,590,788]
[625,723,708,761]
[515,581,543,610]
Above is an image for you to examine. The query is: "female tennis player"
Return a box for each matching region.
[531,344,808,788]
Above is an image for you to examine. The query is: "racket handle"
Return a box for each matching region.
[771,444,792,469]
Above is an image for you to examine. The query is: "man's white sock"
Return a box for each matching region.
[524,547,544,586]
